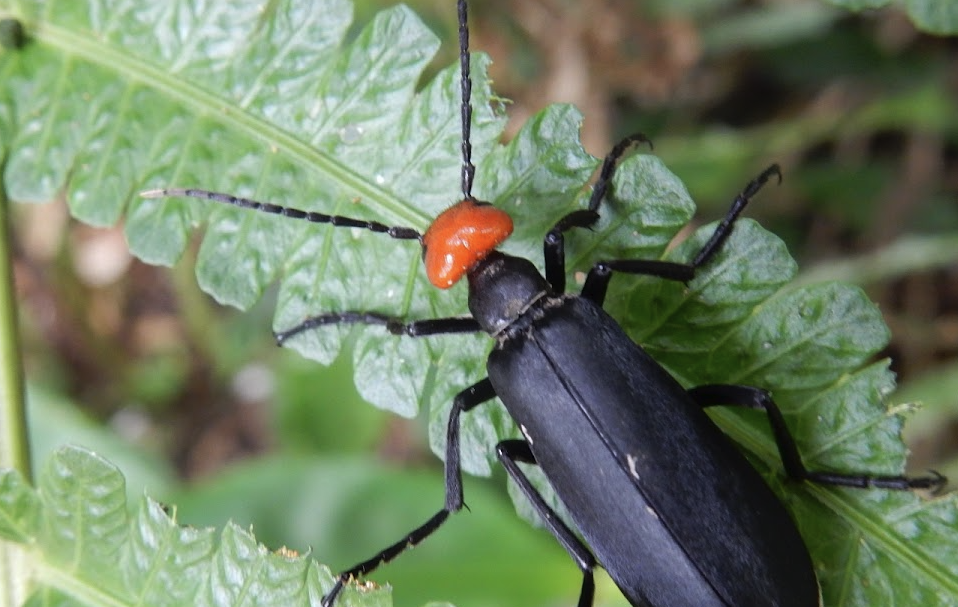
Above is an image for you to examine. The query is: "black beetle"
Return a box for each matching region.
[142,1,945,605]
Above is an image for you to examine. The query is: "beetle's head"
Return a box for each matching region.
[421,198,514,289]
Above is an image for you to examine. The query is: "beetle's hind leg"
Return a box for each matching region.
[320,378,497,607]
[579,164,781,307]
[688,384,946,492]
[497,439,598,607]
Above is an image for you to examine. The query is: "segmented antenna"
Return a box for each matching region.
[458,0,475,200]
[139,188,423,241]
[142,5,480,239]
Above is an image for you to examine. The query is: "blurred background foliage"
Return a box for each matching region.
[7,1,958,606]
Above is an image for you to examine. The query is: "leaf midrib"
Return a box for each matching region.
[30,16,432,230]
[810,485,958,600]
[36,560,130,607]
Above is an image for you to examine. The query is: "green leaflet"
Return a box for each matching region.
[0,446,356,607]
[825,0,958,34]
[1,0,956,606]
[0,470,38,543]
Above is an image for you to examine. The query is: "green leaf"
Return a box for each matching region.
[0,469,38,543]
[169,456,582,607]
[904,0,958,34]
[2,1,957,606]
[25,384,177,500]
[825,0,890,9]
[702,4,841,54]
[2,446,367,607]
[122,499,215,606]
[824,0,958,34]
[39,444,128,585]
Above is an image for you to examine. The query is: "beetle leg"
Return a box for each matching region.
[687,384,947,492]
[497,439,597,607]
[688,164,781,268]
[580,164,781,307]
[580,259,695,305]
[543,133,651,295]
[321,378,497,607]
[274,312,481,345]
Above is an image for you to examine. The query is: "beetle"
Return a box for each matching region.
[142,1,945,605]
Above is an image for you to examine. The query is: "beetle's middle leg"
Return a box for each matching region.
[579,164,781,307]
[320,378,497,607]
[497,439,597,607]
[687,383,946,492]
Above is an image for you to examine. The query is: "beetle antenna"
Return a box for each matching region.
[458,0,475,200]
[140,188,423,242]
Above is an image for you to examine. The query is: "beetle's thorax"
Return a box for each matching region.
[467,251,552,336]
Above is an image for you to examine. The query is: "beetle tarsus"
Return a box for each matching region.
[805,469,946,493]
[688,383,949,494]
[320,578,344,607]
[690,163,782,268]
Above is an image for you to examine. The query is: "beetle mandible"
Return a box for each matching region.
[142,1,945,605]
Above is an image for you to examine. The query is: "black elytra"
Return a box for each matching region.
[141,1,946,606]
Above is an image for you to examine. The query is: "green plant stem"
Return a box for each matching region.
[0,173,30,480]
[170,249,232,376]
[0,168,31,607]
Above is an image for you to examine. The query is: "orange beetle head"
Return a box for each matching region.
[422,199,514,289]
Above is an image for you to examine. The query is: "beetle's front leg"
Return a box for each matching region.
[321,378,496,607]
[543,133,651,295]
[275,312,481,345]
[688,384,946,491]
[497,439,597,607]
